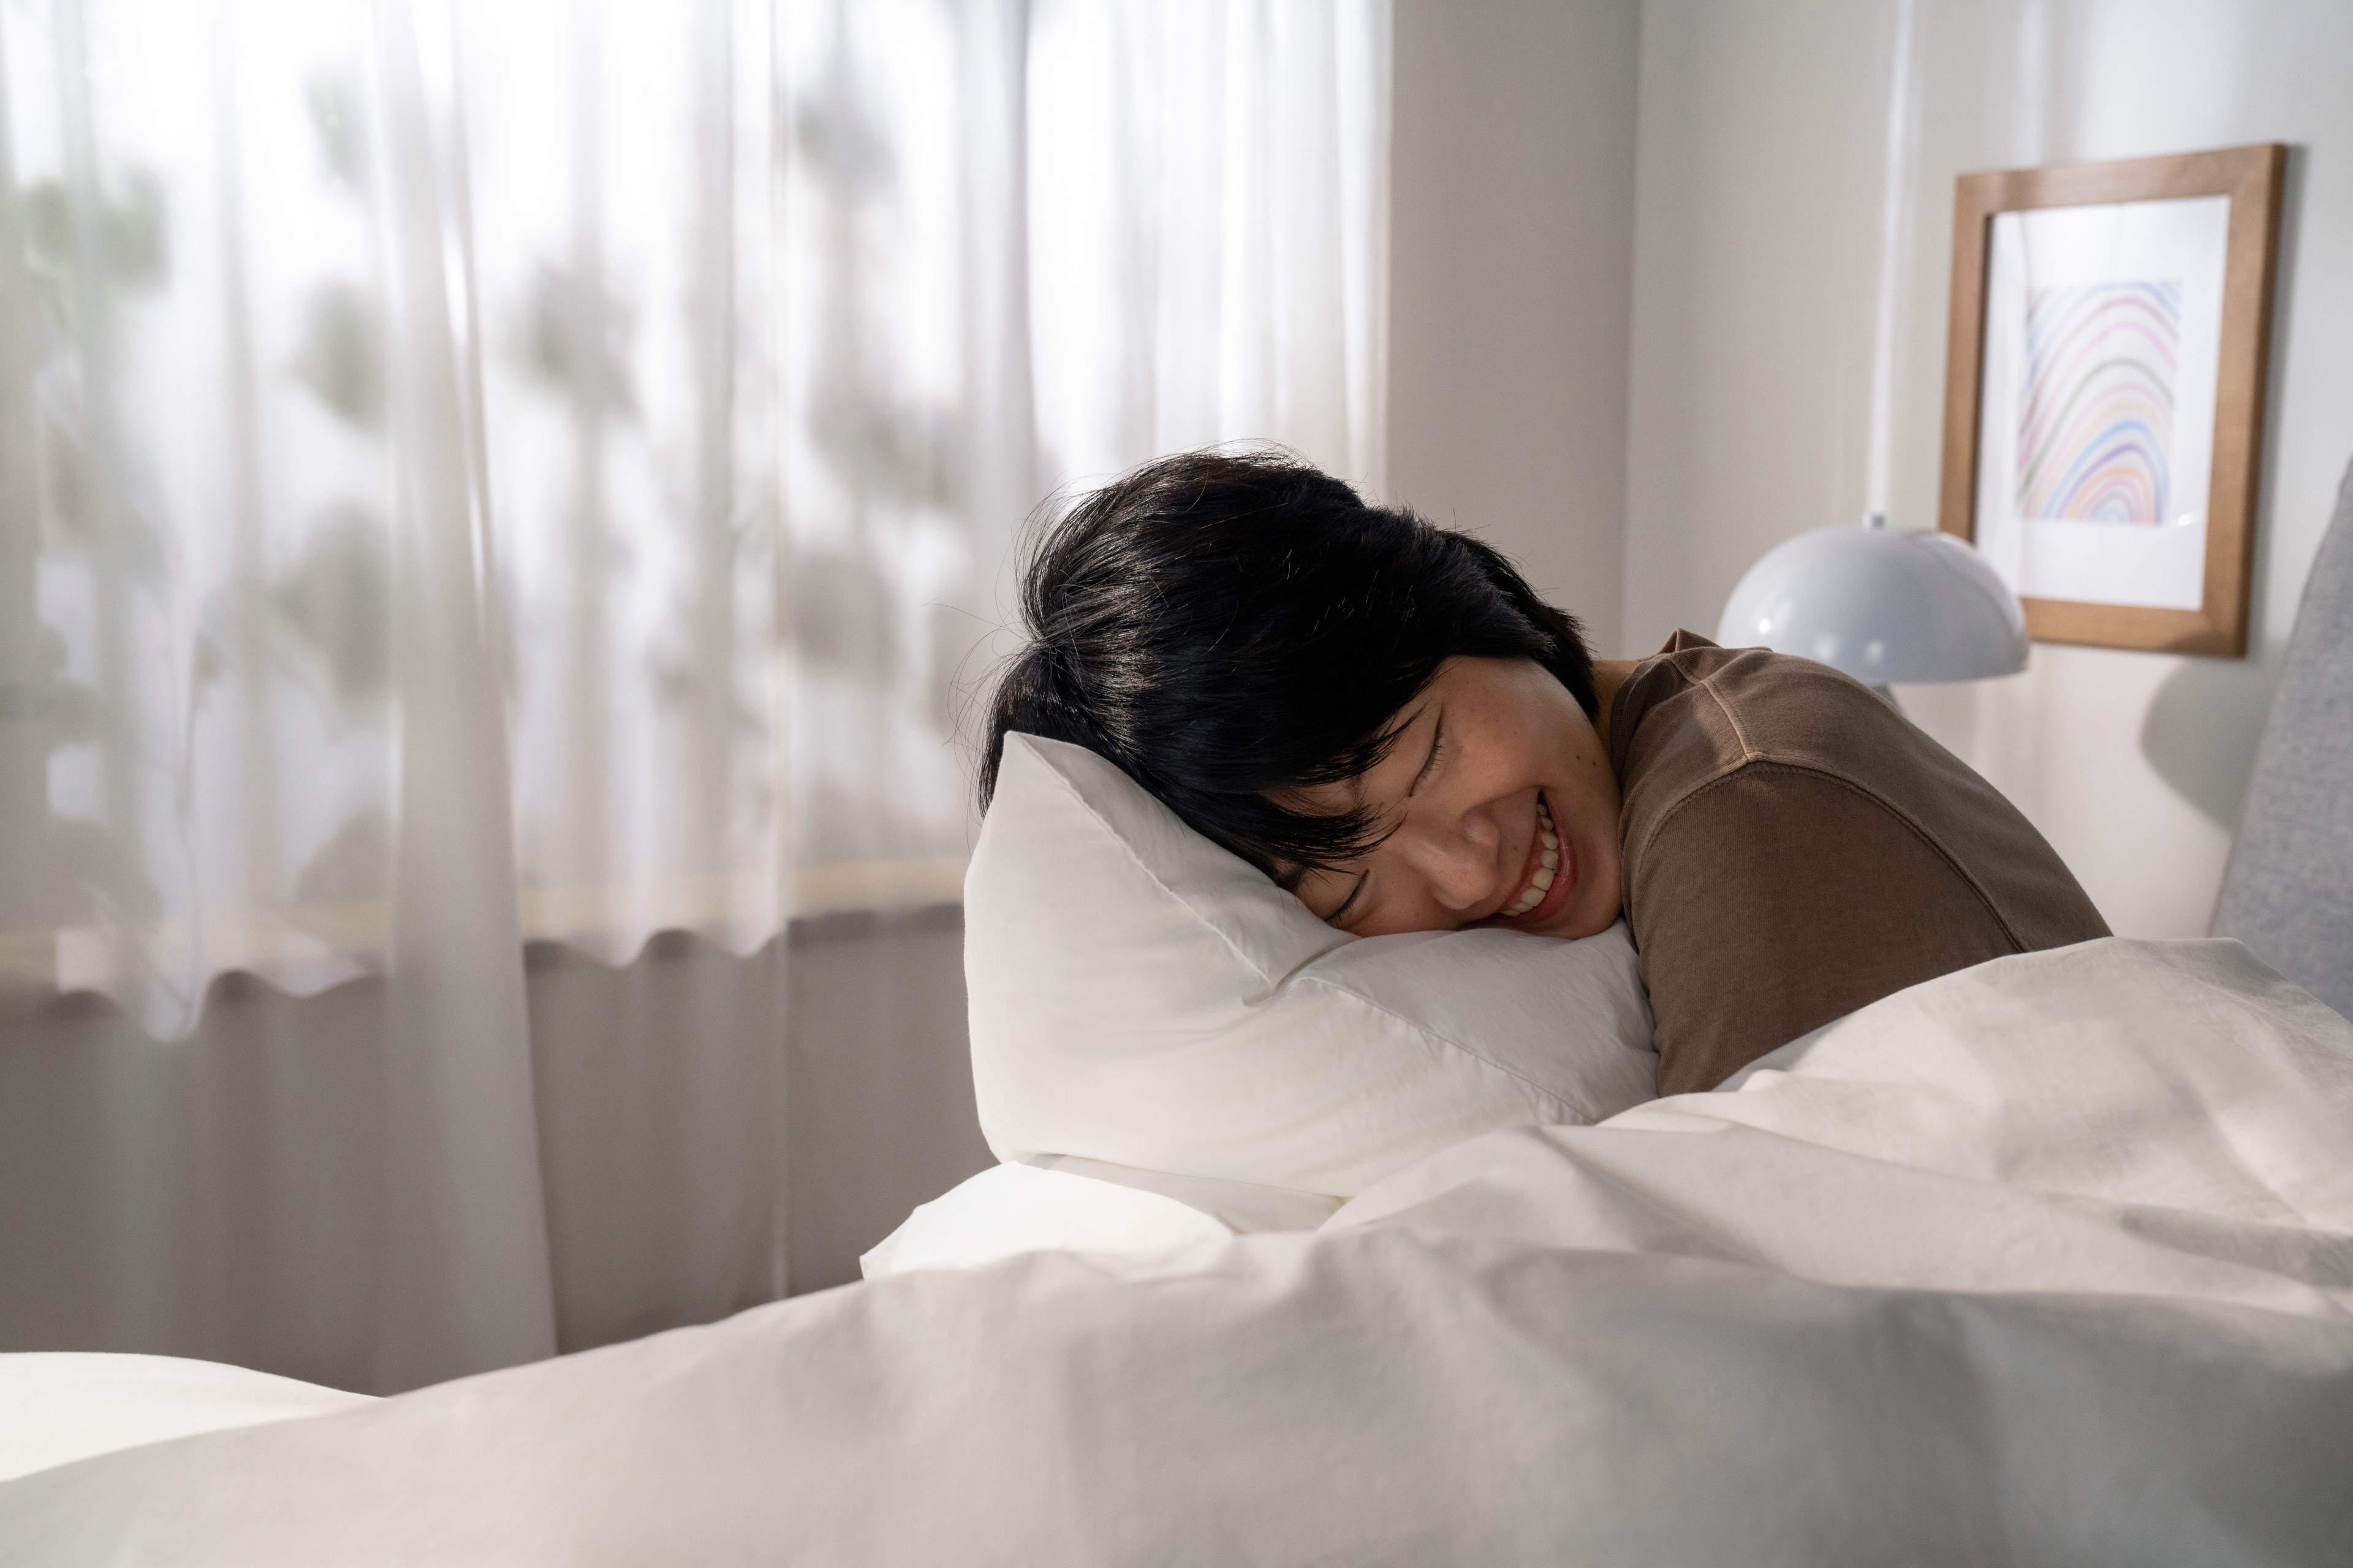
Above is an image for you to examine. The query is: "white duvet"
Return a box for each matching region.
[4,937,2351,1564]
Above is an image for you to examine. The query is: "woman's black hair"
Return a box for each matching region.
[980,448,1595,875]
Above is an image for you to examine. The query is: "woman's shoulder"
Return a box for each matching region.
[1610,632,2101,942]
[1610,631,1909,810]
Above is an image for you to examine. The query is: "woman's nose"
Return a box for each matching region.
[1403,817,1501,914]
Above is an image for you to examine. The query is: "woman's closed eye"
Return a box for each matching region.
[1327,869,1371,928]
[1410,714,1446,795]
[1321,712,1439,928]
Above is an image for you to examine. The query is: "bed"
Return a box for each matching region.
[2,462,2349,1563]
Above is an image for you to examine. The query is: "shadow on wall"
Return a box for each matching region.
[0,913,989,1388]
[784,909,991,1295]
[2139,656,2279,830]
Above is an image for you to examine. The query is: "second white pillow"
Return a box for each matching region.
[966,733,1656,1199]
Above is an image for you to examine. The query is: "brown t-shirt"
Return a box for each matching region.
[1609,631,2109,1095]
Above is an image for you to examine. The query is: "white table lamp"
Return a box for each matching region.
[1716,514,2027,699]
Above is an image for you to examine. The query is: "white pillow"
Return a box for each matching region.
[860,1164,1234,1279]
[966,733,1656,1199]
[863,1155,1347,1280]
[0,1354,372,1482]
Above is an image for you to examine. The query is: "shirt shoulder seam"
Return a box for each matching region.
[1694,664,1758,762]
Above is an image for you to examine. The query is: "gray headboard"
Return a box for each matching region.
[2212,456,2353,1018]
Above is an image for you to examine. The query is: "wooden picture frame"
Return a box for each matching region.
[1938,143,2284,656]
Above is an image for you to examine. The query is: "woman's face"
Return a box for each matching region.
[1283,656,1623,940]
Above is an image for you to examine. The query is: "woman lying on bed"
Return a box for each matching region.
[980,450,2109,1094]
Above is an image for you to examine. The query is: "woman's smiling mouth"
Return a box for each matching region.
[1495,792,1576,926]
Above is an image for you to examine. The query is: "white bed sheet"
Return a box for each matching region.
[2,937,2349,1564]
[0,1355,371,1484]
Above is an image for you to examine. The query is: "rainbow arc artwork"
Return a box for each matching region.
[2014,281,2182,524]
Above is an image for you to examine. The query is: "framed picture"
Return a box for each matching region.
[1937,144,2284,655]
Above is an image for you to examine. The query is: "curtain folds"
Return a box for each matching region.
[0,0,1390,1392]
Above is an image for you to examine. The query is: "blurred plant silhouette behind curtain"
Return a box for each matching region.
[0,0,1389,1388]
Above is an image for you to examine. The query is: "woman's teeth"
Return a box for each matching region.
[1502,798,1561,917]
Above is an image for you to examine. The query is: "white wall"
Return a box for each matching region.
[1623,0,2353,936]
[1389,0,1642,653]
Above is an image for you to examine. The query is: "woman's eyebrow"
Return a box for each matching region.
[1406,708,1445,797]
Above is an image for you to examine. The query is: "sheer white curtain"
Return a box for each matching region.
[0,0,1388,1392]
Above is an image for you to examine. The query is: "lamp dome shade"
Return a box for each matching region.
[1716,526,2028,686]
